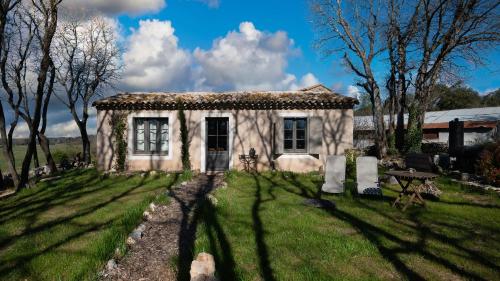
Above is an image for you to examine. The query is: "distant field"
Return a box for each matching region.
[0,141,96,172]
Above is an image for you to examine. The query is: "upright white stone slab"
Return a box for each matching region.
[322,155,346,193]
[356,156,382,195]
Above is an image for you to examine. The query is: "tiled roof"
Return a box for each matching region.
[92,84,358,110]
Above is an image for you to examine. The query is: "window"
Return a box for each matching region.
[134,118,169,154]
[283,117,307,153]
[207,118,228,152]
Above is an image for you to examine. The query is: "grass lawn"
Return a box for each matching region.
[0,168,180,281]
[194,171,500,281]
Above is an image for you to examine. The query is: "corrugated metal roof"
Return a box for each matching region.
[355,107,500,130]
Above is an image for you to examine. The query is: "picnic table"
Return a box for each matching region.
[385,170,438,211]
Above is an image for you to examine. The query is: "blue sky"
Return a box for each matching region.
[112,0,499,94]
[7,0,500,137]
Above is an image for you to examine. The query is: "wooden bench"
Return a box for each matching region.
[405,153,435,172]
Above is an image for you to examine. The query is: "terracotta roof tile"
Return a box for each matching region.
[93,85,358,110]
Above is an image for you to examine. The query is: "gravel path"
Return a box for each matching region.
[102,173,223,281]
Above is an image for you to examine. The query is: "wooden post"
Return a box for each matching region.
[448,118,464,157]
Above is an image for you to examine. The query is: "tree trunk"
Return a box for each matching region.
[395,92,406,151]
[371,85,387,158]
[38,133,57,174]
[33,145,39,168]
[387,80,397,153]
[0,101,19,186]
[70,105,92,165]
[18,132,37,189]
[79,122,91,164]
[37,63,57,174]
[407,74,427,153]
[395,43,407,152]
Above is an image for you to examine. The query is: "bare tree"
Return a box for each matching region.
[13,0,62,189]
[406,0,500,152]
[385,0,420,151]
[0,0,20,187]
[312,0,388,158]
[1,1,60,189]
[54,15,120,164]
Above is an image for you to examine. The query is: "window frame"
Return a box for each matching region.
[206,117,229,152]
[133,117,169,155]
[283,117,308,154]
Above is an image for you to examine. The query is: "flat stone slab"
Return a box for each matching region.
[303,198,336,209]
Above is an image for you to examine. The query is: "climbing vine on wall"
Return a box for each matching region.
[178,109,191,171]
[110,112,127,171]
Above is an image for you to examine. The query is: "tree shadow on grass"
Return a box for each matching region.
[250,173,277,281]
[196,189,239,281]
[0,218,114,278]
[271,172,496,281]
[0,174,148,250]
[0,169,173,279]
[171,174,222,281]
[177,172,277,281]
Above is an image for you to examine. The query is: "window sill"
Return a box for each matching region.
[128,153,172,160]
[132,152,169,156]
[276,153,315,159]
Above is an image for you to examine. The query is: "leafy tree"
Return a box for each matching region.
[482,89,500,107]
[430,83,482,110]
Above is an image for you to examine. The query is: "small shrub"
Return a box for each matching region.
[421,142,448,155]
[476,141,500,186]
[387,134,398,156]
[345,149,360,179]
[177,169,193,184]
[52,150,75,165]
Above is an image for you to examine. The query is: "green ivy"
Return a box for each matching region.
[405,106,423,153]
[405,126,423,153]
[178,109,191,171]
[110,112,127,171]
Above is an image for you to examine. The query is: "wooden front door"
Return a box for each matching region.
[206,117,229,171]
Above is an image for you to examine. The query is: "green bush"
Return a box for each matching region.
[345,149,360,179]
[52,150,72,165]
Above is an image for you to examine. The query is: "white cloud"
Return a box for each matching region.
[193,21,283,90]
[121,19,192,91]
[11,20,325,138]
[11,117,97,138]
[62,0,166,15]
[120,20,320,92]
[347,85,362,99]
[480,88,497,96]
[197,0,220,8]
[193,22,314,91]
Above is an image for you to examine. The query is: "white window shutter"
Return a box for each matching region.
[308,117,323,154]
[274,118,284,154]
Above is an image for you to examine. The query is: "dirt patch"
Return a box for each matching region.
[101,174,224,281]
